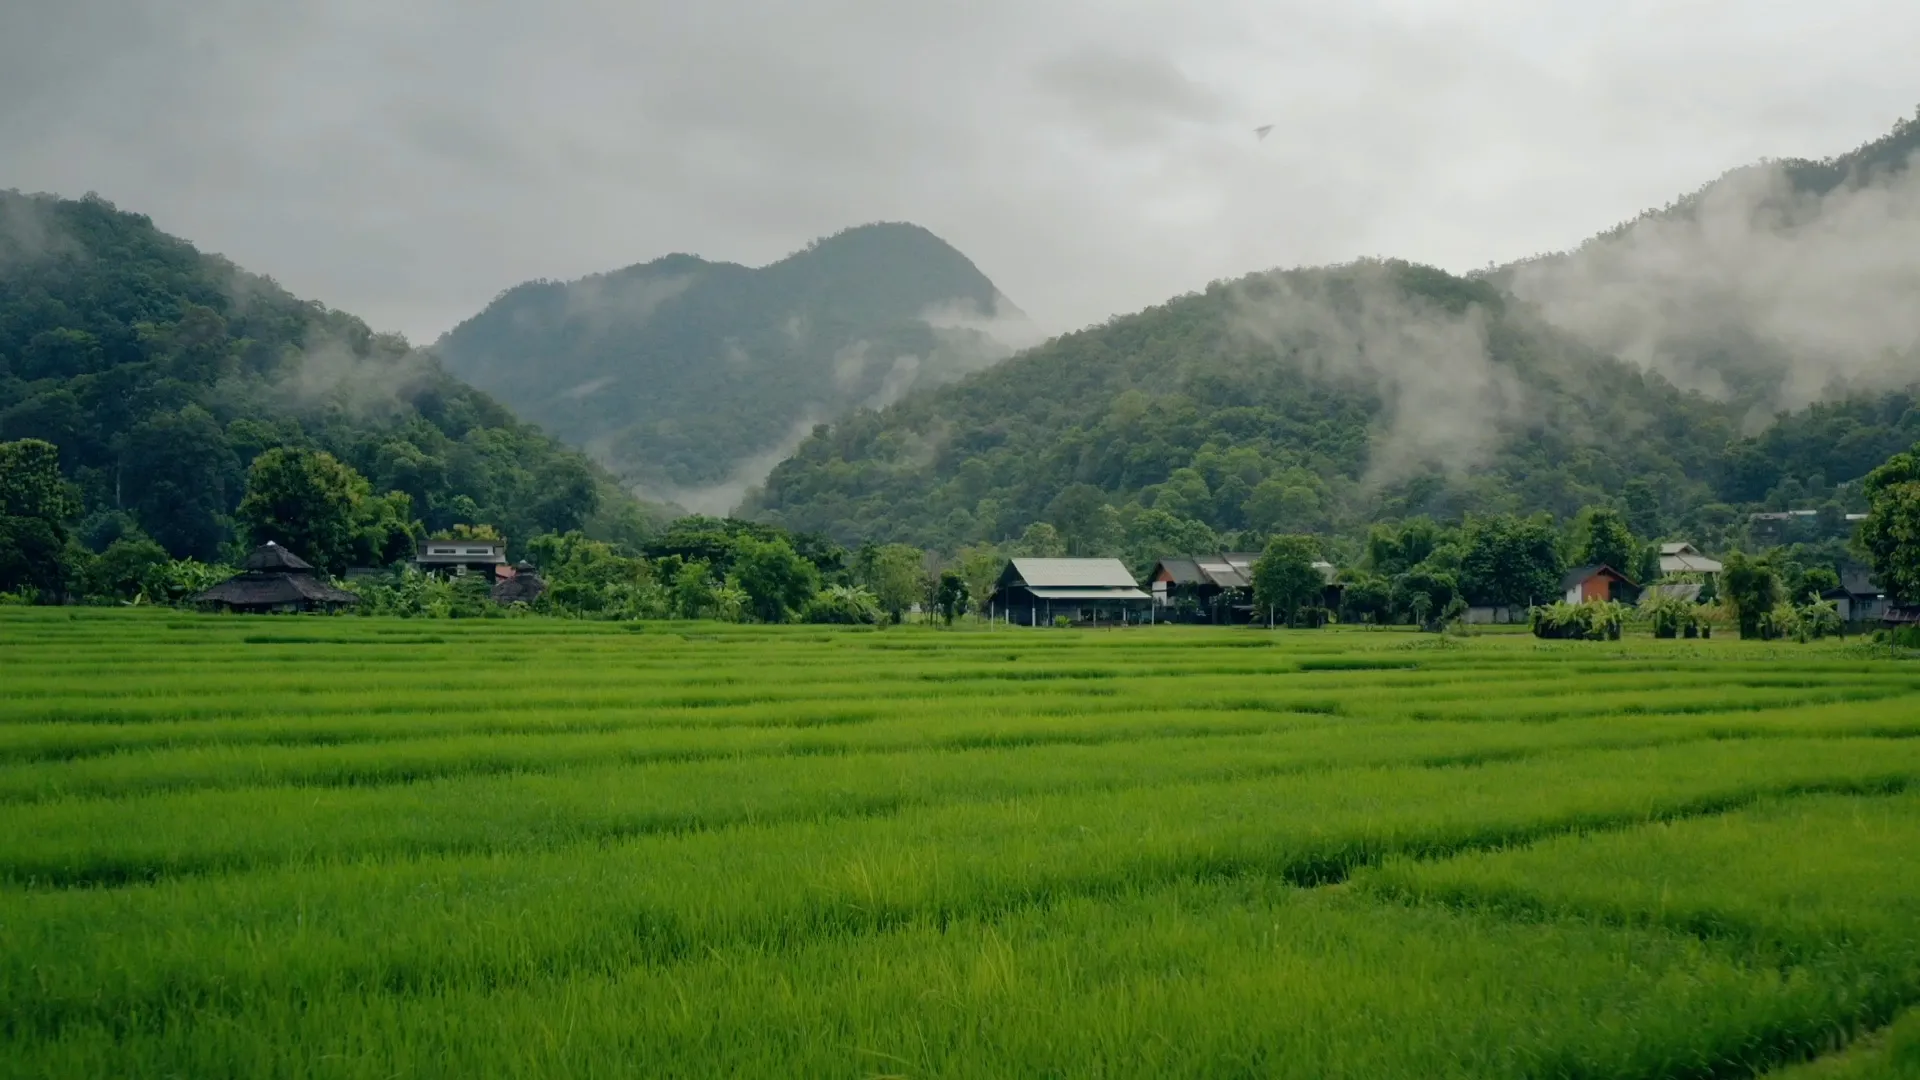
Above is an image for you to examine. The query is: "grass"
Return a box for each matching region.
[4,607,1920,1077]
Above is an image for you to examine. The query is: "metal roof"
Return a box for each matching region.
[1195,561,1249,588]
[1659,553,1723,575]
[1152,558,1207,585]
[1026,587,1152,602]
[1006,558,1140,588]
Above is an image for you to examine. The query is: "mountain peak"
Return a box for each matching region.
[436,223,1027,508]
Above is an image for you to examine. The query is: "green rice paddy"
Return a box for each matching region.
[5,608,1920,1077]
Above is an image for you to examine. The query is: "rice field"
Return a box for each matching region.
[4,608,1920,1078]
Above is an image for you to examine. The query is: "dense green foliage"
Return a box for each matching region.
[0,190,662,580]
[6,613,1920,1075]
[1860,442,1920,605]
[1250,534,1324,624]
[436,222,1022,491]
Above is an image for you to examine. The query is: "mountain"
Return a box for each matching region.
[435,222,1034,512]
[1494,109,1920,412]
[751,117,1920,553]
[0,190,665,562]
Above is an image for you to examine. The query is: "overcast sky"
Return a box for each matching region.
[4,0,1917,343]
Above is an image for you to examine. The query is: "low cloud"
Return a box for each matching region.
[0,191,84,270]
[635,410,825,517]
[1505,142,1920,411]
[1227,262,1528,484]
[258,332,438,421]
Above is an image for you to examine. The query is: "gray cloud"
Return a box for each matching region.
[3,0,1919,351]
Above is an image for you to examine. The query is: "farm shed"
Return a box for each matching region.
[191,542,361,614]
[1562,565,1637,605]
[992,558,1151,626]
[415,541,513,582]
[1823,571,1888,623]
[1658,542,1723,577]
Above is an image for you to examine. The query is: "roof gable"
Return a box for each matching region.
[1562,564,1637,590]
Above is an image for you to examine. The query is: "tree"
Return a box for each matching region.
[956,545,1005,615]
[1792,566,1841,605]
[236,448,372,573]
[933,570,970,625]
[670,559,717,619]
[80,535,171,602]
[1250,535,1324,627]
[0,439,78,598]
[1858,443,1920,605]
[122,406,237,561]
[1720,551,1782,639]
[1120,509,1218,578]
[1393,566,1458,627]
[352,490,423,568]
[1458,514,1562,609]
[529,457,600,535]
[1574,507,1638,575]
[856,543,929,623]
[1622,479,1664,541]
[1046,484,1119,556]
[1241,477,1322,534]
[1013,522,1066,558]
[1365,518,1445,578]
[730,535,819,623]
[1338,574,1393,626]
[803,584,881,625]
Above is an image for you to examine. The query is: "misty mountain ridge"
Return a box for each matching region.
[750,116,1920,550]
[436,221,1038,513]
[1494,108,1920,414]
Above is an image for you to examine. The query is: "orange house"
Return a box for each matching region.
[1561,565,1636,605]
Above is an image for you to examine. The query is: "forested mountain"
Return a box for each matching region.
[0,190,662,563]
[436,222,1031,509]
[751,116,1920,554]
[750,257,1919,554]
[1496,110,1920,410]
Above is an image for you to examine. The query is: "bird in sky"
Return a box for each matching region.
[1253,124,1274,140]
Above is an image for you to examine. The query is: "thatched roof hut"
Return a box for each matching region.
[191,542,362,613]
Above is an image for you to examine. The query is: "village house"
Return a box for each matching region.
[1562,565,1637,605]
[1146,553,1343,624]
[191,541,361,614]
[991,558,1152,626]
[414,540,515,583]
[1823,571,1889,624]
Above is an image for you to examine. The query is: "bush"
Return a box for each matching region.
[1531,601,1625,641]
[803,585,882,625]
